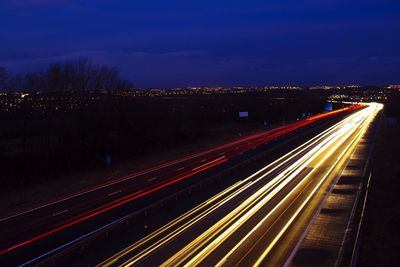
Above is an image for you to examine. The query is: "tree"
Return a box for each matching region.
[25,71,46,92]
[76,57,92,91]
[0,66,8,90]
[7,74,24,92]
[2,59,132,92]
[46,63,63,91]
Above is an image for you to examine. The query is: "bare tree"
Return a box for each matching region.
[76,58,91,91]
[25,71,46,92]
[7,74,24,92]
[47,63,63,91]
[3,59,131,92]
[0,66,8,90]
[63,62,79,91]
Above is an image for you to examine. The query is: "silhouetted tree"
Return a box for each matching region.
[0,66,7,91]
[1,59,132,92]
[21,58,131,92]
[47,63,64,92]
[7,74,24,92]
[25,71,46,91]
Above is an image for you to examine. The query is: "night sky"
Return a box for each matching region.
[1,0,399,87]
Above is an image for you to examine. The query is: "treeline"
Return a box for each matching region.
[0,58,132,92]
[0,66,7,90]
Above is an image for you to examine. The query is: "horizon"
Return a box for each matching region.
[1,83,398,92]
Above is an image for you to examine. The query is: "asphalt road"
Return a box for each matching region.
[0,105,362,266]
[98,103,382,267]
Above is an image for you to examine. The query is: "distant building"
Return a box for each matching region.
[239,111,249,118]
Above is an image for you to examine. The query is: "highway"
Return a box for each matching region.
[0,104,362,266]
[99,103,382,267]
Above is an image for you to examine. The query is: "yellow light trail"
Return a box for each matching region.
[180,107,376,267]
[98,103,382,267]
[253,104,380,266]
[103,115,356,266]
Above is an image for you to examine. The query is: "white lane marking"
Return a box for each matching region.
[52,209,69,217]
[147,177,158,182]
[107,190,122,197]
[133,190,143,195]
[20,210,136,266]
[235,147,240,150]
[192,156,227,171]
[200,158,208,162]
[177,167,185,171]
[219,152,225,156]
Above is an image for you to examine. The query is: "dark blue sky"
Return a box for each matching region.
[1,0,399,87]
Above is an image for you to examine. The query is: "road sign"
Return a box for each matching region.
[239,111,249,118]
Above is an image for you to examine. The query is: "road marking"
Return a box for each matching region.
[200,158,208,162]
[133,190,143,195]
[177,167,185,171]
[192,156,226,171]
[107,190,122,197]
[147,177,158,182]
[219,152,225,156]
[52,209,68,217]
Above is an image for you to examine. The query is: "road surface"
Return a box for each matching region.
[0,105,362,266]
[99,103,382,267]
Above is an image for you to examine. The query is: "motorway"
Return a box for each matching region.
[99,103,382,267]
[0,104,362,266]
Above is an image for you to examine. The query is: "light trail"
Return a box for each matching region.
[167,109,368,267]
[0,113,317,222]
[0,158,227,256]
[98,103,381,267]
[225,105,380,267]
[253,105,379,266]
[103,115,357,266]
[1,105,359,259]
[0,105,357,224]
